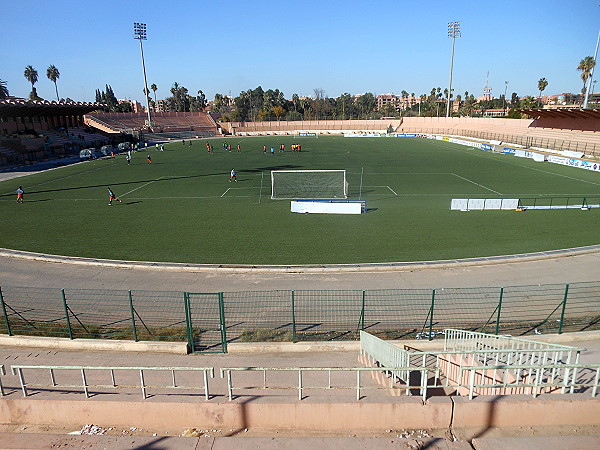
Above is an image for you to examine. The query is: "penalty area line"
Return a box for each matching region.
[452,173,502,195]
[387,186,398,195]
[121,177,163,198]
[221,187,231,197]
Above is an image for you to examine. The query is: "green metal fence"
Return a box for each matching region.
[0,282,598,352]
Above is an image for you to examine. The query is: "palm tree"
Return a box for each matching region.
[24,65,39,99]
[0,79,9,99]
[578,56,596,105]
[150,83,157,104]
[46,65,60,101]
[537,78,548,106]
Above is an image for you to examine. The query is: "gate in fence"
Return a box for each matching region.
[184,292,227,353]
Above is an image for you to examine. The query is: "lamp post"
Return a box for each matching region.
[503,81,509,115]
[133,22,152,128]
[446,21,461,118]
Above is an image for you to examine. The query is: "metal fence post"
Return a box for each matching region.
[128,290,138,342]
[61,289,73,339]
[558,284,569,335]
[219,292,227,353]
[184,293,193,353]
[291,290,296,343]
[429,289,435,341]
[495,287,504,335]
[0,287,11,336]
[361,290,366,331]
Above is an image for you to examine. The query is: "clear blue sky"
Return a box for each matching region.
[1,0,599,103]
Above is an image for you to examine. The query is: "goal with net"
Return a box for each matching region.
[271,170,348,200]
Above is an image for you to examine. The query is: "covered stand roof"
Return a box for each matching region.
[0,99,103,117]
[518,108,600,120]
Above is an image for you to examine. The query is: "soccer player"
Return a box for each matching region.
[16,186,24,203]
[147,154,152,164]
[263,145,267,153]
[107,187,122,206]
[270,146,275,156]
[229,168,237,182]
[126,154,131,165]
[237,144,241,152]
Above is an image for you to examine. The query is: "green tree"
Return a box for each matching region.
[578,56,596,104]
[273,105,285,121]
[537,78,548,105]
[46,65,60,101]
[355,93,376,119]
[150,83,158,104]
[0,79,9,99]
[511,92,519,106]
[24,65,39,100]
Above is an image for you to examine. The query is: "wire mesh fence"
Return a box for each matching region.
[0,282,599,351]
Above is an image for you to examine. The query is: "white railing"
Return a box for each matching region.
[10,365,214,400]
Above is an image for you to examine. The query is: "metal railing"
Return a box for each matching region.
[1,361,598,401]
[459,363,600,399]
[219,366,432,401]
[9,365,214,399]
[360,330,599,398]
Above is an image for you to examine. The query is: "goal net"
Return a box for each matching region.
[271,170,348,200]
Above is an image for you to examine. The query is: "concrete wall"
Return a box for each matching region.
[0,395,597,433]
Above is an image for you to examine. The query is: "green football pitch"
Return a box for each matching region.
[1,135,599,265]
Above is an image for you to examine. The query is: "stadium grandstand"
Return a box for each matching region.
[0,99,106,166]
[84,111,219,139]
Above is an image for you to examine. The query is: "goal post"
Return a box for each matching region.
[271,170,348,200]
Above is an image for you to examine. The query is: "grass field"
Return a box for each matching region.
[1,135,599,265]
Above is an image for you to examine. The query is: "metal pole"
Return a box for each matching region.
[128,290,138,342]
[428,289,436,341]
[139,39,152,127]
[446,22,460,118]
[0,287,11,336]
[584,29,600,109]
[61,289,73,339]
[184,293,193,353]
[360,290,366,331]
[291,290,296,343]
[558,284,569,334]
[446,36,456,117]
[219,292,227,353]
[495,287,504,335]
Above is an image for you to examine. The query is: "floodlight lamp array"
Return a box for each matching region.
[447,21,460,38]
[133,22,147,40]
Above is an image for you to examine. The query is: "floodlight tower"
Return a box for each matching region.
[446,21,461,118]
[133,22,152,128]
[503,81,509,115]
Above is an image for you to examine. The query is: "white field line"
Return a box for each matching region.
[121,177,163,198]
[221,188,231,197]
[2,163,112,196]
[452,173,503,195]
[387,186,398,195]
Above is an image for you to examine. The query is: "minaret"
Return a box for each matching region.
[482,72,492,101]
